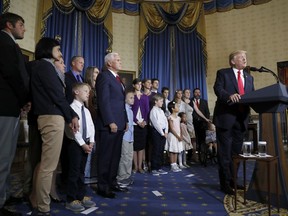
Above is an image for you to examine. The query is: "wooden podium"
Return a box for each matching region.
[240,82,288,208]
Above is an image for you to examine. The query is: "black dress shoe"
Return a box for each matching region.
[0,207,22,216]
[112,185,129,192]
[31,209,51,216]
[220,186,235,195]
[97,190,116,198]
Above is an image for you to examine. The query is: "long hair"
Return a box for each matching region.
[84,66,99,88]
[35,37,60,60]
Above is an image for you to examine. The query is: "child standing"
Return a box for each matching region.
[117,91,135,186]
[206,122,217,156]
[149,94,168,175]
[167,102,183,172]
[65,83,96,212]
[178,112,193,168]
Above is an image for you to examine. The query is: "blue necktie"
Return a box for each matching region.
[76,75,82,83]
[81,105,87,140]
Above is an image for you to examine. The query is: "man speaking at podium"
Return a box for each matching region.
[213,50,255,195]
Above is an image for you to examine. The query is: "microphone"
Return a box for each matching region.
[247,66,279,83]
[249,66,267,73]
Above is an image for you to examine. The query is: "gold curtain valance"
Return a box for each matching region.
[141,2,202,34]
[52,0,111,24]
[138,2,206,73]
[36,0,113,50]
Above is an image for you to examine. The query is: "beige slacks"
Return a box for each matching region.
[36,115,65,212]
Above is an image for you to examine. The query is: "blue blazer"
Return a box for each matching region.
[96,70,127,131]
[213,67,254,130]
[0,31,29,116]
[30,59,77,123]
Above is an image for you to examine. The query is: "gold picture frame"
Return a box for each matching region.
[21,49,34,61]
[119,70,136,89]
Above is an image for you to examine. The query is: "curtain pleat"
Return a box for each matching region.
[0,0,10,14]
[44,5,108,73]
[140,28,171,92]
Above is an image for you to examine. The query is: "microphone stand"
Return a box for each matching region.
[260,66,279,83]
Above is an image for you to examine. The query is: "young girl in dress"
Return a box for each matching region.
[178,112,193,168]
[167,101,183,172]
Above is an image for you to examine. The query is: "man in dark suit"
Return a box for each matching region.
[96,52,128,198]
[65,56,85,104]
[60,56,85,183]
[213,50,254,195]
[190,88,210,161]
[0,12,29,216]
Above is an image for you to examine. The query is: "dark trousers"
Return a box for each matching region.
[150,128,166,171]
[194,121,207,151]
[60,134,70,184]
[66,140,88,202]
[216,120,244,187]
[97,130,124,192]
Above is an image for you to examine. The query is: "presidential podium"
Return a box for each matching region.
[240,82,288,208]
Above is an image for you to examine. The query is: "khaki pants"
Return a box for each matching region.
[36,115,64,212]
[117,140,133,181]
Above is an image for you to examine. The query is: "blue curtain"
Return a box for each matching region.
[174,30,207,99]
[140,27,171,94]
[141,26,207,100]
[0,1,2,14]
[44,5,108,74]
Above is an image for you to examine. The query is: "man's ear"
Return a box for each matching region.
[6,21,13,30]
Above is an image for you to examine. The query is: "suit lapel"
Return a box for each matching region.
[107,71,125,93]
[229,68,239,93]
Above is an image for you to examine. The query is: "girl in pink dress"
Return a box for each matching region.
[167,101,183,172]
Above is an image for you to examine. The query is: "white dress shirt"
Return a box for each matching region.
[65,99,95,146]
[233,68,245,86]
[150,106,168,136]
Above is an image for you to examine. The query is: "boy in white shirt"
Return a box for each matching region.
[65,83,96,212]
[149,94,168,175]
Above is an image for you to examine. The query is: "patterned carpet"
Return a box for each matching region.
[224,190,288,216]
[8,152,288,216]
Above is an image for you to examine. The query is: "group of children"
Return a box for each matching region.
[117,90,217,185]
[64,83,217,212]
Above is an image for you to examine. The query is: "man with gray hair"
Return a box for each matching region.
[96,52,128,198]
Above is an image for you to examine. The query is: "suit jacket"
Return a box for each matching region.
[0,31,29,116]
[65,70,83,104]
[190,98,210,122]
[30,59,77,123]
[96,70,127,131]
[213,67,254,130]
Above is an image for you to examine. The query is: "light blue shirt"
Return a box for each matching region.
[72,70,83,82]
[123,103,134,142]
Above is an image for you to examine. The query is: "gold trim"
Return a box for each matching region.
[21,49,34,61]
[119,70,136,87]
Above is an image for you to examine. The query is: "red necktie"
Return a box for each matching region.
[116,75,121,83]
[237,71,245,95]
[196,99,199,108]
